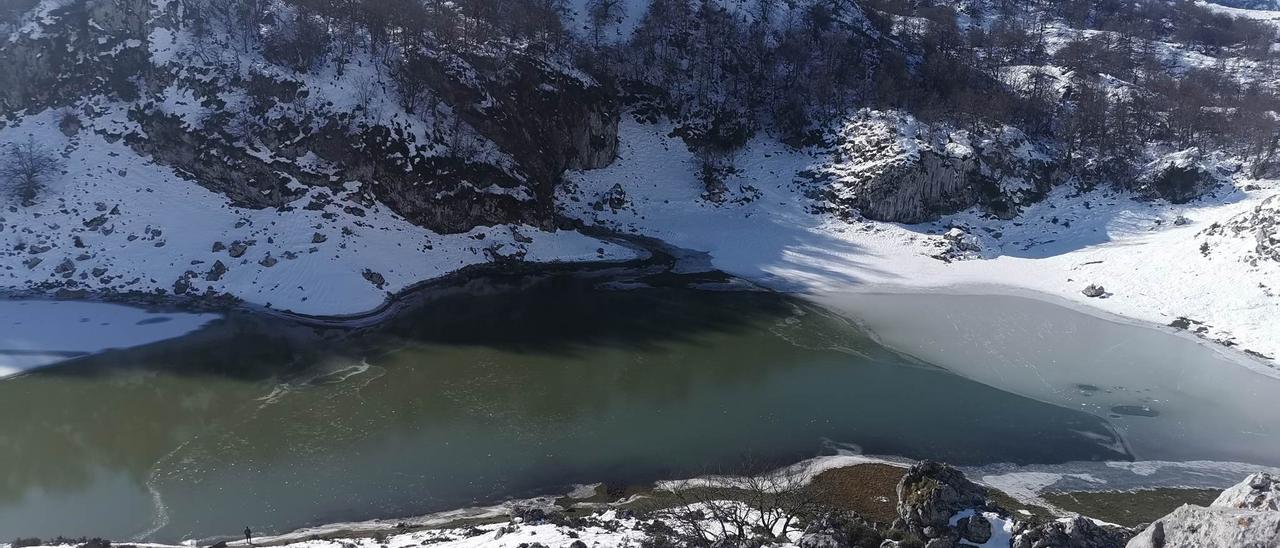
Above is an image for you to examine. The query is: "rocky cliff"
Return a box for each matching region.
[816,111,1059,223]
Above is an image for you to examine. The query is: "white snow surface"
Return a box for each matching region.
[0,299,217,378]
[559,118,1280,364]
[0,109,635,317]
[949,509,1015,548]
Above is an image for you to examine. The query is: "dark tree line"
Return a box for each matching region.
[175,0,1280,176]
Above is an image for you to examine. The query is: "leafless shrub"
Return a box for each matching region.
[1,136,62,206]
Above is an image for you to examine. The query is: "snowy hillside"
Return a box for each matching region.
[0,0,1277,362]
[561,119,1280,364]
[0,109,632,316]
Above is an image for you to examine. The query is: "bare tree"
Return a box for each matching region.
[655,459,831,545]
[1,136,62,206]
[586,0,622,46]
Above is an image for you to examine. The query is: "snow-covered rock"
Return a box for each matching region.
[1014,516,1132,548]
[1127,473,1280,548]
[1203,194,1280,265]
[1128,148,1231,204]
[1212,472,1280,510]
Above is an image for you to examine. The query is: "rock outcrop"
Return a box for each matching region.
[1202,194,1280,266]
[819,111,1058,224]
[1127,148,1229,204]
[1127,473,1280,548]
[0,0,151,112]
[896,461,991,544]
[1214,472,1280,510]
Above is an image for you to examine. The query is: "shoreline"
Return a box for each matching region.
[3,230,1274,381]
[17,455,1268,547]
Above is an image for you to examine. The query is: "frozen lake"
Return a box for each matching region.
[0,276,1275,542]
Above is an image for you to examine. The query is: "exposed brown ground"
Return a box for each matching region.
[808,464,908,523]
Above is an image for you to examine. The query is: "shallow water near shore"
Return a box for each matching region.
[0,273,1276,542]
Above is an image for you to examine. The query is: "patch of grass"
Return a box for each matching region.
[987,489,1055,521]
[808,464,906,523]
[1043,488,1220,528]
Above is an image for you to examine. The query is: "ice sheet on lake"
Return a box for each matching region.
[0,300,219,378]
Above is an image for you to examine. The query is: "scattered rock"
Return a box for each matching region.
[259,253,278,267]
[83,215,108,229]
[311,232,327,244]
[1013,516,1130,548]
[1202,195,1280,265]
[212,241,226,252]
[228,241,249,258]
[362,269,387,289]
[593,183,631,212]
[1082,284,1106,298]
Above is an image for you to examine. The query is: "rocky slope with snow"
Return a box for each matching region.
[0,0,1276,361]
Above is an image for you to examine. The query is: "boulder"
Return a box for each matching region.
[173,272,194,295]
[228,241,249,258]
[1082,284,1106,298]
[797,532,848,548]
[205,260,227,282]
[957,514,992,544]
[1128,148,1226,204]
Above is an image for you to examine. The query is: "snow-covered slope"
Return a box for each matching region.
[560,118,1280,364]
[0,109,633,316]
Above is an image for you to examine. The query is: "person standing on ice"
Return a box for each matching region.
[244,527,253,545]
